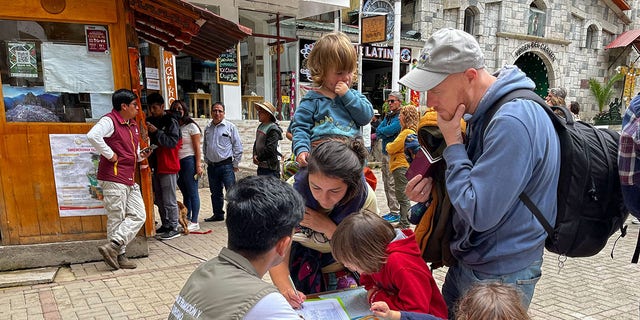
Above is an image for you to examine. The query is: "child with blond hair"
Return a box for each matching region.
[331,210,447,319]
[370,281,530,320]
[291,31,374,167]
[385,105,420,228]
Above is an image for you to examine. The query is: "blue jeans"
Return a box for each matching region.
[207,163,236,217]
[622,184,640,218]
[177,156,200,223]
[442,259,542,319]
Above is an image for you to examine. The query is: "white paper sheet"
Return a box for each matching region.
[319,287,373,319]
[41,42,114,93]
[297,298,350,320]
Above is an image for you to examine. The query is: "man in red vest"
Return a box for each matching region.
[87,89,151,270]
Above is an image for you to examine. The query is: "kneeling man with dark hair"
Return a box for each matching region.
[169,176,305,319]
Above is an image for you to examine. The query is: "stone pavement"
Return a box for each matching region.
[1,168,639,319]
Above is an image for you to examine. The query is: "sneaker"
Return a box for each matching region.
[383,213,400,223]
[381,212,395,219]
[98,243,120,270]
[204,215,224,222]
[159,229,181,240]
[187,222,200,231]
[117,254,137,269]
[632,218,640,225]
[155,225,170,234]
[292,230,331,253]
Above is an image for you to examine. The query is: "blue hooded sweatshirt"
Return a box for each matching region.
[291,88,374,156]
[443,66,560,274]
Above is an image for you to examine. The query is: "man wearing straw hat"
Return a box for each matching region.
[253,101,283,178]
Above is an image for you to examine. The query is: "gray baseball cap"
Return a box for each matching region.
[399,28,485,92]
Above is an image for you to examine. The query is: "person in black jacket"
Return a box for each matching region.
[146,93,182,240]
[252,101,283,178]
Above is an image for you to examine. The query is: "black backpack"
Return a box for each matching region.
[483,89,628,258]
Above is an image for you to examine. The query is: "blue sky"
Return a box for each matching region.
[2,85,45,98]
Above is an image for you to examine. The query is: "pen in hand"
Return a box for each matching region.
[289,275,304,309]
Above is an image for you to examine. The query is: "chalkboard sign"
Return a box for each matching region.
[217,45,240,85]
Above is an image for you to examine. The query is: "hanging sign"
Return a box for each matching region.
[217,44,240,85]
[361,15,387,44]
[85,25,109,53]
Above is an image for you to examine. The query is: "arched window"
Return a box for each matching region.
[586,24,598,49]
[527,2,545,37]
[464,7,475,35]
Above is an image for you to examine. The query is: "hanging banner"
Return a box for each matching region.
[49,134,107,217]
[7,41,38,78]
[163,50,178,105]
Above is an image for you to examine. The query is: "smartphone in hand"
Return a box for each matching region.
[405,147,442,181]
[140,144,158,154]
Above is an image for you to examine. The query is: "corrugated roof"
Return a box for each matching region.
[605,29,640,51]
[129,0,252,60]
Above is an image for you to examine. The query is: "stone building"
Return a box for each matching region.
[410,0,633,120]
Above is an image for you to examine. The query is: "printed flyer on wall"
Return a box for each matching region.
[49,134,106,217]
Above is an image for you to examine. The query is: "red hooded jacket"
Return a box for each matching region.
[361,229,447,319]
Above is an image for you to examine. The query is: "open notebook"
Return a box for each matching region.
[297,287,375,320]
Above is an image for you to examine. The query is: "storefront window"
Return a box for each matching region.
[1,20,114,123]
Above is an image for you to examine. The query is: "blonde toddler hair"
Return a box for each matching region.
[305,31,357,87]
[456,282,531,320]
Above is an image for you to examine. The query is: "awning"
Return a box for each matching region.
[237,0,349,19]
[605,29,640,51]
[128,0,252,60]
[298,0,350,19]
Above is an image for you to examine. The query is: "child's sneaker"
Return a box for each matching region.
[187,222,200,231]
[292,228,331,253]
[382,213,400,223]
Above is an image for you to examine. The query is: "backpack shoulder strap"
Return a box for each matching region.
[481,89,557,237]
[633,232,640,263]
[481,89,552,138]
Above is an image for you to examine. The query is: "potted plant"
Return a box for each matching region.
[588,73,623,125]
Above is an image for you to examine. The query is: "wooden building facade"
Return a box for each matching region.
[0,0,250,270]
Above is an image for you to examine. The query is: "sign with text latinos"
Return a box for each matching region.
[49,134,106,217]
[216,44,240,85]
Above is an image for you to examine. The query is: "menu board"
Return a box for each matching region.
[216,44,240,85]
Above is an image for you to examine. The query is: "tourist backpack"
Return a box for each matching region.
[483,89,628,258]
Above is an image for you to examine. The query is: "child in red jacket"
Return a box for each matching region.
[331,210,447,319]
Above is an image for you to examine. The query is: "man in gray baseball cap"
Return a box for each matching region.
[399,28,485,92]
[401,28,560,319]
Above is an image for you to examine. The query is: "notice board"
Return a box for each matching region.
[217,44,240,85]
